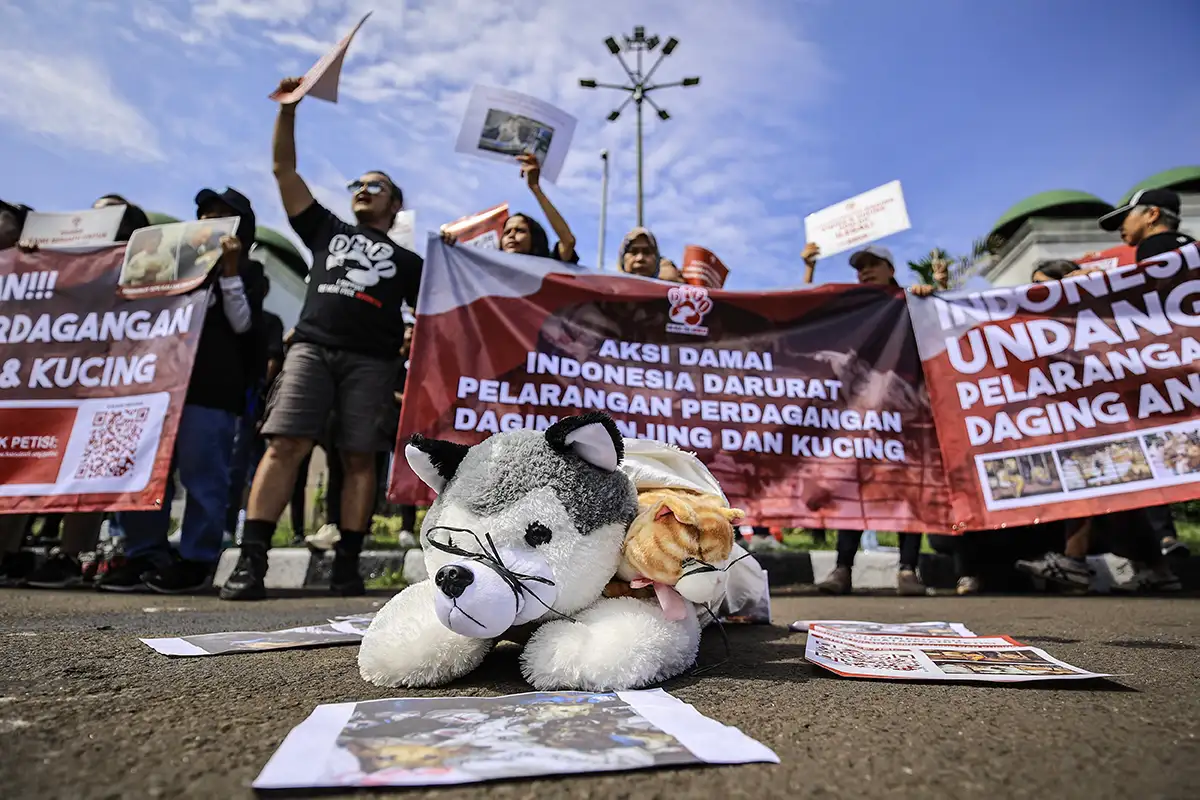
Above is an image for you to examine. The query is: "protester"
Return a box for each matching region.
[0,200,31,250]
[20,195,155,588]
[1099,189,1193,560]
[225,276,286,542]
[617,227,663,277]
[98,187,264,593]
[657,257,684,282]
[1011,256,1182,593]
[442,153,578,262]
[221,77,422,601]
[805,244,924,595]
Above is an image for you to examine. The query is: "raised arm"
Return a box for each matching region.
[801,242,820,284]
[272,77,315,218]
[519,154,576,261]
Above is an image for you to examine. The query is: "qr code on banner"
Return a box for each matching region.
[74,407,150,480]
[814,640,923,672]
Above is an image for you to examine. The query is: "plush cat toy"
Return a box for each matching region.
[607,439,759,624]
[358,413,707,691]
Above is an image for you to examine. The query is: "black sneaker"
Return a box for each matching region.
[25,549,83,589]
[0,550,37,586]
[95,555,160,593]
[329,551,365,597]
[219,545,267,601]
[144,557,215,595]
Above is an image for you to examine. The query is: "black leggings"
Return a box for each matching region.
[836,530,922,570]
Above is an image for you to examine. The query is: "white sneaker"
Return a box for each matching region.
[305,523,341,551]
[397,530,419,549]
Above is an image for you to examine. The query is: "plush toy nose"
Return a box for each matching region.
[435,565,475,599]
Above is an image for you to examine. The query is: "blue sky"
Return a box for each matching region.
[1,0,1197,290]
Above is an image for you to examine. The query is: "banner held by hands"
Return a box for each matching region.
[269,11,372,104]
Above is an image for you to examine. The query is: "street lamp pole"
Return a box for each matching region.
[598,149,609,270]
[579,27,700,228]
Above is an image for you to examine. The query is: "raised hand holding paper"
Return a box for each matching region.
[455,86,578,184]
[804,180,912,260]
[269,12,372,104]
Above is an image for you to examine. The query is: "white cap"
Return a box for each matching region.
[848,244,894,269]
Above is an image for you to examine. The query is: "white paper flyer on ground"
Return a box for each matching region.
[19,207,126,249]
[388,210,416,252]
[254,690,778,790]
[805,627,1110,683]
[140,619,366,657]
[789,620,976,636]
[454,85,577,184]
[270,11,372,104]
[803,179,911,259]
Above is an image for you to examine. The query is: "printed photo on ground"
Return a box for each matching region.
[982,451,1062,502]
[1057,438,1153,492]
[478,108,554,163]
[1143,428,1200,477]
[253,690,778,790]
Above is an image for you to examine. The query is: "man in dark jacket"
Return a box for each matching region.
[100,188,265,593]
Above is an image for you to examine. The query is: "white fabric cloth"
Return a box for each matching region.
[619,438,727,502]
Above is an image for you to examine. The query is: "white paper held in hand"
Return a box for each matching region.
[804,179,912,260]
[270,11,372,105]
[454,85,578,184]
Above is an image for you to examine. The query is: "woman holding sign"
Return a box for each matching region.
[442,153,578,263]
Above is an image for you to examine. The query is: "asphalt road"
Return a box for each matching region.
[1,588,1196,800]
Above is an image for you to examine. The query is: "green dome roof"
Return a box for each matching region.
[1120,166,1200,205]
[989,190,1114,242]
[145,211,181,225]
[254,225,308,275]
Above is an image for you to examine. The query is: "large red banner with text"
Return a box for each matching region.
[0,246,207,513]
[909,242,1200,530]
[390,241,951,532]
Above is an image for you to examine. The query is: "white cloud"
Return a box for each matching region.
[0,48,164,162]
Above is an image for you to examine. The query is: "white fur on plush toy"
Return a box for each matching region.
[431,547,558,638]
[358,413,706,692]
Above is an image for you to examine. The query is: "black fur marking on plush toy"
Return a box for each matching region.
[409,433,471,483]
[445,431,638,536]
[545,412,625,464]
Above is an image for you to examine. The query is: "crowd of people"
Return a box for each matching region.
[0,75,1194,600]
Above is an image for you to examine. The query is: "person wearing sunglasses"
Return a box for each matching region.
[222,76,424,602]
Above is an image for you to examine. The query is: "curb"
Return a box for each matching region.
[213,547,1200,592]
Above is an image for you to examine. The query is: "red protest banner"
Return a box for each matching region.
[909,243,1200,530]
[0,246,207,513]
[391,242,951,532]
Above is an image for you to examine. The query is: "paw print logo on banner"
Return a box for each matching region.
[327,234,397,288]
[665,284,713,336]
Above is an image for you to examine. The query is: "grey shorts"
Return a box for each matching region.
[260,342,399,454]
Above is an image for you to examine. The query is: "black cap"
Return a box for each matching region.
[1098,188,1181,231]
[194,186,253,217]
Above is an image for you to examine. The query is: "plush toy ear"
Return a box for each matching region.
[545,412,624,472]
[405,433,470,494]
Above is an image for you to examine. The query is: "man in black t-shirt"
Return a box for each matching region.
[1098,187,1194,575]
[222,76,424,601]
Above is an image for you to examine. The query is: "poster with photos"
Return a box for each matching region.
[254,690,778,790]
[804,625,1110,682]
[118,217,239,298]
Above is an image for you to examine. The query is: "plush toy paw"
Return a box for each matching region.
[519,596,701,691]
[359,580,493,688]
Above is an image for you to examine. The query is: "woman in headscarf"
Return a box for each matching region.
[617,227,663,277]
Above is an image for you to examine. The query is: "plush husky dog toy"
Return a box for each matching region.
[358,413,706,691]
